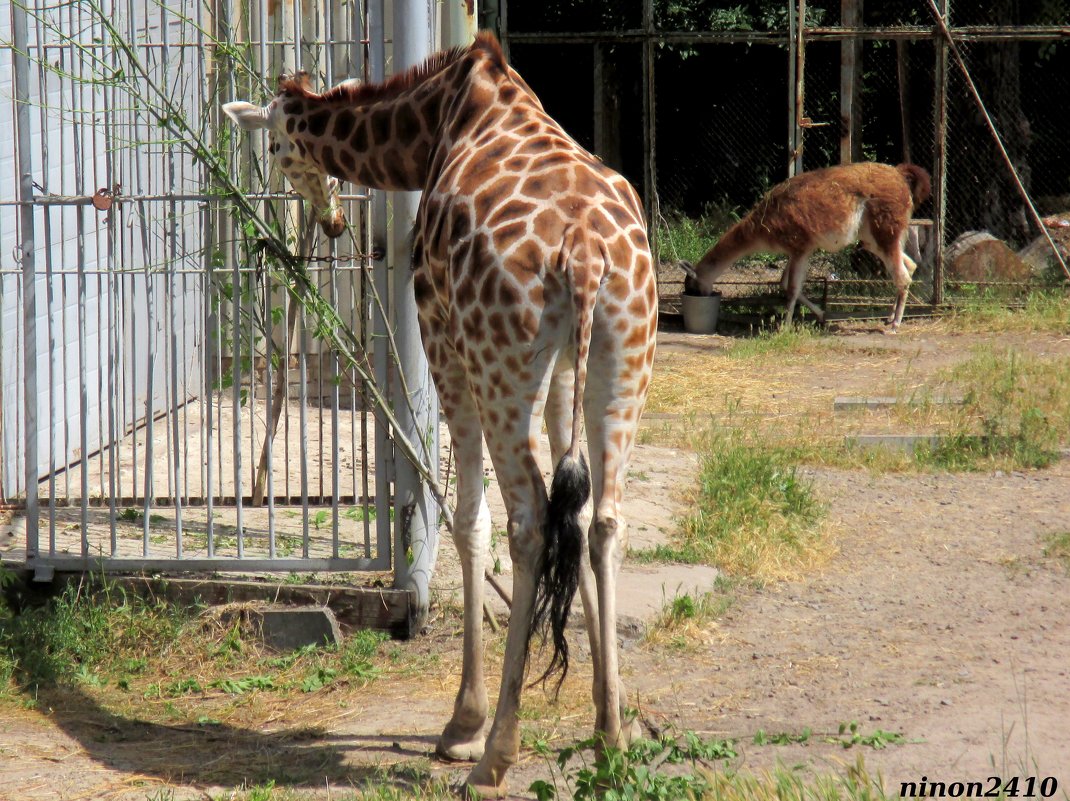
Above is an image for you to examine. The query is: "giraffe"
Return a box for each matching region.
[223,32,657,796]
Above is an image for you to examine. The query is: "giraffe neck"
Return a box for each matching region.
[278,37,504,192]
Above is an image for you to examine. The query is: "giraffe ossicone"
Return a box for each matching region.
[224,31,657,796]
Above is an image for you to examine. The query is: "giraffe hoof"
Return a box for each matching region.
[463,764,509,799]
[436,735,486,763]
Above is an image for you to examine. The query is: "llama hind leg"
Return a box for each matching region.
[885,251,916,331]
[781,255,823,327]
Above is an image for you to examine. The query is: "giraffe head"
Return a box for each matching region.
[223,74,347,239]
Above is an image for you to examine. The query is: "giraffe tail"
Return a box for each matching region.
[530,450,589,692]
[529,242,597,694]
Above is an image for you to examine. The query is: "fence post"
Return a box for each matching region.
[931,0,950,306]
[642,0,656,247]
[839,0,862,164]
[390,0,439,629]
[11,0,39,560]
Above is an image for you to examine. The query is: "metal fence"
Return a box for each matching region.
[0,0,441,591]
[504,0,1070,311]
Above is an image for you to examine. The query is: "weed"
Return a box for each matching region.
[940,288,1070,334]
[832,721,906,750]
[754,727,812,745]
[340,629,388,680]
[918,348,1070,471]
[1043,532,1070,573]
[636,426,828,580]
[0,579,192,695]
[531,731,738,801]
[644,588,735,651]
[210,675,276,694]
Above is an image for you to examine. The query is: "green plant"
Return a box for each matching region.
[917,348,1070,471]
[530,732,738,801]
[0,579,192,695]
[636,426,827,580]
[340,629,388,680]
[656,202,740,265]
[831,721,906,750]
[1043,532,1070,573]
[753,727,812,745]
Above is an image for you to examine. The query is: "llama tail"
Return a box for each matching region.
[896,163,932,208]
[528,242,595,693]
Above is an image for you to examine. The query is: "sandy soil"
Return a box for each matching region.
[1,323,1069,800]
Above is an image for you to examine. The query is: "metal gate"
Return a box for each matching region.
[0,0,441,600]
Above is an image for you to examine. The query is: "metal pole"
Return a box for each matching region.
[368,0,393,581]
[443,0,478,46]
[391,0,439,625]
[12,0,39,560]
[931,0,950,306]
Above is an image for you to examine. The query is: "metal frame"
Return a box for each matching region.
[1,0,440,597]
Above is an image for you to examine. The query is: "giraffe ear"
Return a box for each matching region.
[222,101,271,131]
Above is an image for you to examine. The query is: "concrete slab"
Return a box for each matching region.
[846,433,944,452]
[834,395,963,410]
[257,606,343,651]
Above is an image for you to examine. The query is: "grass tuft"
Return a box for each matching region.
[635,426,831,580]
[1043,531,1070,574]
[939,288,1070,333]
[917,348,1070,471]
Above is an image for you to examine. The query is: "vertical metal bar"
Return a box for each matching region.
[204,202,216,556]
[104,1,120,554]
[392,0,438,620]
[33,8,58,555]
[231,218,244,555]
[369,0,391,565]
[932,0,950,306]
[443,0,478,45]
[264,269,276,558]
[12,0,39,559]
[71,1,90,553]
[330,258,341,558]
[161,0,185,556]
[299,306,310,556]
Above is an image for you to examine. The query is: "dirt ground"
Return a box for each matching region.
[2,322,1069,800]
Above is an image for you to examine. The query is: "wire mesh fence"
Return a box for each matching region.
[504,0,1070,319]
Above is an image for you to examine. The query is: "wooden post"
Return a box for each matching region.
[642,0,657,252]
[897,39,912,164]
[593,45,622,173]
[840,0,862,164]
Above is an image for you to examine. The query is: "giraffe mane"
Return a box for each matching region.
[278,31,506,104]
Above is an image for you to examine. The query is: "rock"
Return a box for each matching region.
[1017,212,1070,274]
[946,231,1032,282]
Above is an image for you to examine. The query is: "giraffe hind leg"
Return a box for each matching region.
[428,341,492,763]
[544,358,639,744]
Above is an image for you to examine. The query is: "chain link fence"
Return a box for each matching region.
[504,0,1070,321]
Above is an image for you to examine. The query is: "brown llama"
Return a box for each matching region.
[682,162,931,330]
